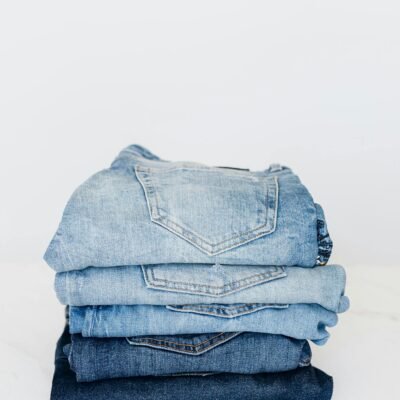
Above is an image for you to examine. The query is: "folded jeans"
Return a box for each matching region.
[69,303,338,345]
[65,331,311,382]
[56,263,348,313]
[44,144,332,272]
[52,326,333,400]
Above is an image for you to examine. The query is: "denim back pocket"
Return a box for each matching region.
[142,264,286,297]
[135,163,278,256]
[166,303,289,318]
[126,332,241,355]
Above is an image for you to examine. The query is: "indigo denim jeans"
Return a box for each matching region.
[65,331,311,381]
[52,325,333,400]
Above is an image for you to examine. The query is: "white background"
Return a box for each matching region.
[0,1,399,399]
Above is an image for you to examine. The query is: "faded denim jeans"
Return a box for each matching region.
[52,325,333,400]
[65,331,311,381]
[69,303,338,345]
[45,145,332,272]
[55,264,348,312]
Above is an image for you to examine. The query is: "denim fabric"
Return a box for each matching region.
[52,326,333,400]
[65,331,311,381]
[69,303,337,345]
[55,264,348,312]
[44,145,332,272]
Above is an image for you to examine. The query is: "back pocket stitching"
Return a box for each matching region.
[142,265,286,297]
[135,165,279,256]
[166,303,289,318]
[126,332,242,355]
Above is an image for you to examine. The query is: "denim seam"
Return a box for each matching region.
[88,307,96,337]
[142,265,286,296]
[165,372,215,377]
[166,303,288,318]
[147,265,282,287]
[138,167,259,176]
[126,332,242,355]
[135,165,279,255]
[168,303,284,312]
[147,175,277,247]
[129,332,229,347]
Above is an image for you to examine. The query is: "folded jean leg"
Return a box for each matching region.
[52,325,333,400]
[65,331,311,382]
[55,264,349,313]
[44,144,332,272]
[69,303,338,345]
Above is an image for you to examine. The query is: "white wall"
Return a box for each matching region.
[1,1,399,267]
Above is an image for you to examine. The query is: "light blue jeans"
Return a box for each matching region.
[56,264,348,313]
[44,145,332,272]
[69,303,338,345]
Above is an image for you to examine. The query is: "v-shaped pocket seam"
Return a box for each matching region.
[126,332,242,355]
[142,265,287,297]
[135,165,279,256]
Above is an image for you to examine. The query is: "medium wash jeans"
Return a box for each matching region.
[44,145,332,272]
[65,331,311,381]
[56,264,348,312]
[52,326,333,400]
[69,303,338,345]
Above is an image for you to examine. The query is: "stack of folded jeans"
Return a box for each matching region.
[45,145,349,400]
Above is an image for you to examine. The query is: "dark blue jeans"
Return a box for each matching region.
[52,326,333,400]
[65,331,311,381]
